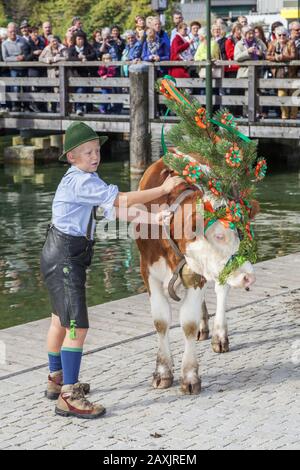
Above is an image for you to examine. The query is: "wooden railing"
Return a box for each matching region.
[0,61,300,124]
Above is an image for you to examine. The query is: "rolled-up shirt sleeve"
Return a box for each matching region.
[75,174,119,220]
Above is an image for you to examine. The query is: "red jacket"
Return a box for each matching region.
[225,36,239,73]
[97,65,117,78]
[169,34,190,78]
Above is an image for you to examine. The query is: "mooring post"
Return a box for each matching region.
[129,63,151,175]
[248,65,258,123]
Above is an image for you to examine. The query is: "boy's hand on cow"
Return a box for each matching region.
[161,175,185,194]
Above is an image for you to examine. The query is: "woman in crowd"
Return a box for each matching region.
[39,35,66,66]
[142,28,160,62]
[67,31,96,115]
[91,30,102,60]
[234,25,267,78]
[63,30,76,51]
[268,21,284,44]
[266,26,297,119]
[225,23,243,115]
[188,21,201,57]
[169,22,194,79]
[98,28,113,59]
[254,25,268,47]
[212,23,227,60]
[234,25,267,117]
[135,15,146,43]
[39,35,66,112]
[225,22,242,76]
[121,30,142,77]
[110,25,126,60]
[195,27,220,74]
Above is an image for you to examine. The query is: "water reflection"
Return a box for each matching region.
[0,161,299,329]
[0,161,143,329]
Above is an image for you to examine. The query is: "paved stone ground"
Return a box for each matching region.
[1,253,300,378]
[0,288,299,450]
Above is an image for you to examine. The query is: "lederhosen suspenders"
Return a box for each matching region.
[86,206,98,241]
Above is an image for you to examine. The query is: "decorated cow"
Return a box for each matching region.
[135,77,267,395]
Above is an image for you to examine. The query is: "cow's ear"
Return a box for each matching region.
[249,200,260,219]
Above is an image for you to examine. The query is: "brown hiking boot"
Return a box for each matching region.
[55,384,106,419]
[45,371,90,400]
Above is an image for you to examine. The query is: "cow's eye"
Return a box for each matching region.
[215,232,226,241]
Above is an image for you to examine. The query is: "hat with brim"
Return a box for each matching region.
[20,20,30,29]
[59,122,108,162]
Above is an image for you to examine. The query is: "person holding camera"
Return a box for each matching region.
[266,26,297,119]
[234,25,267,78]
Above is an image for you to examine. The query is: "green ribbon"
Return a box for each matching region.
[70,320,77,340]
[161,76,192,155]
[204,218,218,232]
[160,75,252,154]
[161,108,170,156]
[209,118,251,143]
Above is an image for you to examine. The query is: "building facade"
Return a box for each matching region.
[179,0,257,21]
[180,0,299,21]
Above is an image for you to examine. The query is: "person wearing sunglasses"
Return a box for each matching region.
[266,26,297,119]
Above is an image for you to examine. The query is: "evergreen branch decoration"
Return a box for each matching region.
[158,76,267,285]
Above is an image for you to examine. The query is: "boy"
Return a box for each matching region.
[41,122,182,419]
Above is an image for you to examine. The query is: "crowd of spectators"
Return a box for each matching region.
[0,12,299,118]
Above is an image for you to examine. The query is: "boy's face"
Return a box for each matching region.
[67,139,101,173]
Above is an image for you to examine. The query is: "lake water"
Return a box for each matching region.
[0,155,299,329]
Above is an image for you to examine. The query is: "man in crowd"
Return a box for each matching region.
[290,21,300,56]
[1,22,31,111]
[170,10,184,43]
[288,21,300,118]
[28,26,46,112]
[41,21,61,47]
[71,16,87,40]
[20,20,31,42]
[237,16,248,27]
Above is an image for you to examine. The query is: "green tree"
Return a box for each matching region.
[0,0,180,37]
[0,1,7,26]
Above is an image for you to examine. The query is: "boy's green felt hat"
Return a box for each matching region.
[59,122,108,161]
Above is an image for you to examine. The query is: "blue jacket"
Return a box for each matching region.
[121,41,142,77]
[142,33,170,62]
[122,41,142,61]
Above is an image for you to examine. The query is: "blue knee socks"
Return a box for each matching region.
[61,348,83,385]
[48,352,62,373]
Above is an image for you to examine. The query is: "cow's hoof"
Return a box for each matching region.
[152,373,174,389]
[211,336,229,353]
[180,378,202,395]
[197,329,209,341]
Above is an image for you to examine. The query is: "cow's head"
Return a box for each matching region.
[171,190,258,289]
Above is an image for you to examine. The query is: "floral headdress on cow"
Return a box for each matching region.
[158,76,267,285]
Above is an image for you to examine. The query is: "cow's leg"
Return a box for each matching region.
[197,299,210,341]
[149,275,174,389]
[212,282,230,353]
[180,287,204,395]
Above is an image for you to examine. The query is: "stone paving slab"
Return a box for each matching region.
[1,253,300,378]
[0,287,299,450]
